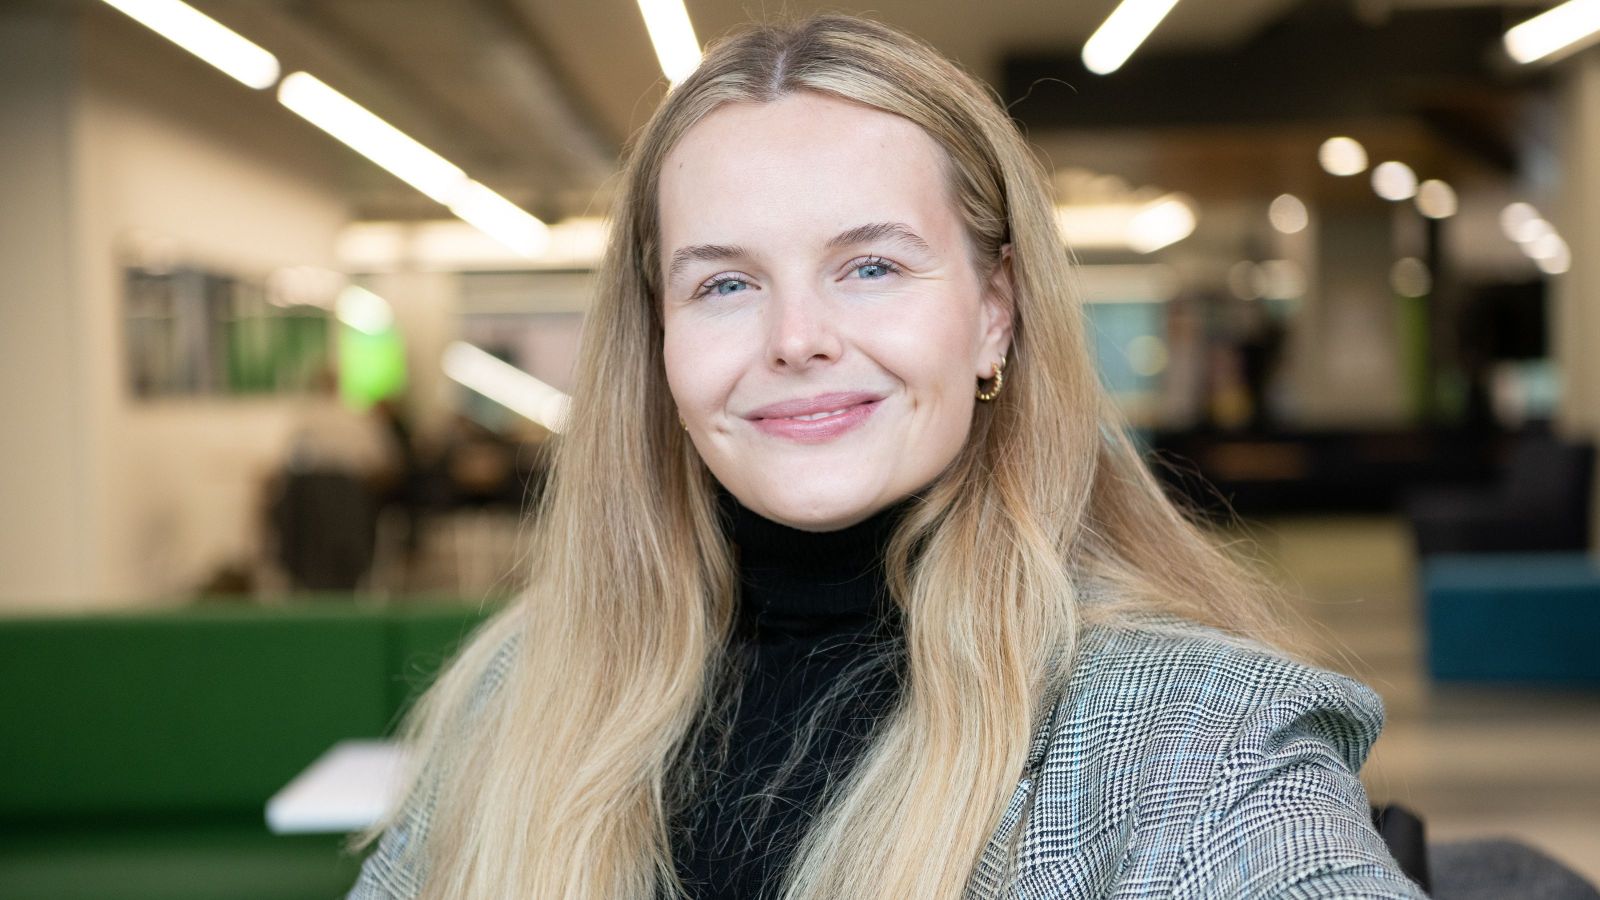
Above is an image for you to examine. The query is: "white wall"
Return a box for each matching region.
[0,12,91,604]
[0,5,354,609]
[80,6,354,605]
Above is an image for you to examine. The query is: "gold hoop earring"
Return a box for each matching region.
[976,360,1005,402]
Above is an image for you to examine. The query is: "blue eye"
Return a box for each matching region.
[695,275,751,299]
[850,257,899,280]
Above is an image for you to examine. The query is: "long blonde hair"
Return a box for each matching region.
[355,14,1286,900]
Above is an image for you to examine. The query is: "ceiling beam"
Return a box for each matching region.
[463,0,618,186]
[196,0,614,220]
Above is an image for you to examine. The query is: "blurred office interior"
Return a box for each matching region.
[2,0,1599,896]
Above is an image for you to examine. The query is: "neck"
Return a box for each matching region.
[715,486,911,637]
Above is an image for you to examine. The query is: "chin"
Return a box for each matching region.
[747,480,880,532]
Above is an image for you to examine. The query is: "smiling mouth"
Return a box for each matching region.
[748,397,881,443]
[784,407,856,421]
[747,391,886,421]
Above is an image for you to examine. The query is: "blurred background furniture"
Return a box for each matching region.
[271,470,380,592]
[0,600,493,900]
[1150,426,1505,518]
[1372,804,1430,893]
[1420,554,1600,684]
[1405,426,1595,557]
[1432,838,1600,900]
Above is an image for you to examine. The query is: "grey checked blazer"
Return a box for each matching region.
[348,614,1428,899]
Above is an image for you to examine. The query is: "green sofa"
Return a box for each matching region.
[0,600,496,900]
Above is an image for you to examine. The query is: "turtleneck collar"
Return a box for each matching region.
[715,485,911,638]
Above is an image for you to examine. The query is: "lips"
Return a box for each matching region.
[746,391,884,421]
[745,391,883,444]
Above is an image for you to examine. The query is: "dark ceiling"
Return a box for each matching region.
[75,0,1561,240]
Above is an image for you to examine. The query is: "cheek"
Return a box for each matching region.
[869,306,983,396]
[662,320,739,417]
[661,328,682,390]
[661,327,700,412]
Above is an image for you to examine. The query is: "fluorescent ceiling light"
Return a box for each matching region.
[1504,0,1600,64]
[1495,203,1571,275]
[278,72,465,205]
[1500,202,1540,242]
[1415,180,1458,219]
[1127,194,1197,253]
[1268,194,1309,234]
[447,181,551,259]
[99,0,280,89]
[1055,204,1144,249]
[1371,161,1417,201]
[442,341,571,434]
[1513,217,1554,246]
[1082,0,1182,75]
[1537,243,1572,275]
[636,0,703,86]
[335,286,395,335]
[338,218,608,272]
[1318,137,1367,177]
[1055,194,1197,253]
[1527,233,1569,261]
[278,73,549,258]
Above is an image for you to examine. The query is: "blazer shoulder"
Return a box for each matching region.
[1062,613,1385,753]
[1008,615,1393,883]
[1030,608,1382,784]
[1008,615,1416,897]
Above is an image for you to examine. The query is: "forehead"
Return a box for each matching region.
[657,93,961,253]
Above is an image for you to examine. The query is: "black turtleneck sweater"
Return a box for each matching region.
[669,490,911,900]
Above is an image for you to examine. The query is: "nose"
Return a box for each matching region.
[765,286,842,371]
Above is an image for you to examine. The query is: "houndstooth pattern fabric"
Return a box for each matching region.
[348,614,1428,899]
[960,616,1427,899]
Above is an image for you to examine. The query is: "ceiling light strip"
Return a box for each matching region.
[1082,0,1182,75]
[447,181,551,258]
[1504,0,1600,64]
[442,342,571,433]
[278,72,466,205]
[98,0,280,89]
[277,73,549,257]
[636,0,703,86]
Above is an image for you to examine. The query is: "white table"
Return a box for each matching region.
[266,739,409,834]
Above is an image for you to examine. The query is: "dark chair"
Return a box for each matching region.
[1431,838,1600,900]
[1373,804,1430,892]
[1406,427,1594,556]
[270,469,378,591]
[1372,805,1600,898]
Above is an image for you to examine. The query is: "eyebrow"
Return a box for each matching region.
[665,221,932,285]
[825,221,932,253]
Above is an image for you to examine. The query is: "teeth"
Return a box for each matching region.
[791,408,850,421]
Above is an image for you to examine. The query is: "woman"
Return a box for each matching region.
[349,14,1426,900]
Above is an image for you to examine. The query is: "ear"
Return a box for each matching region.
[976,243,1016,377]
